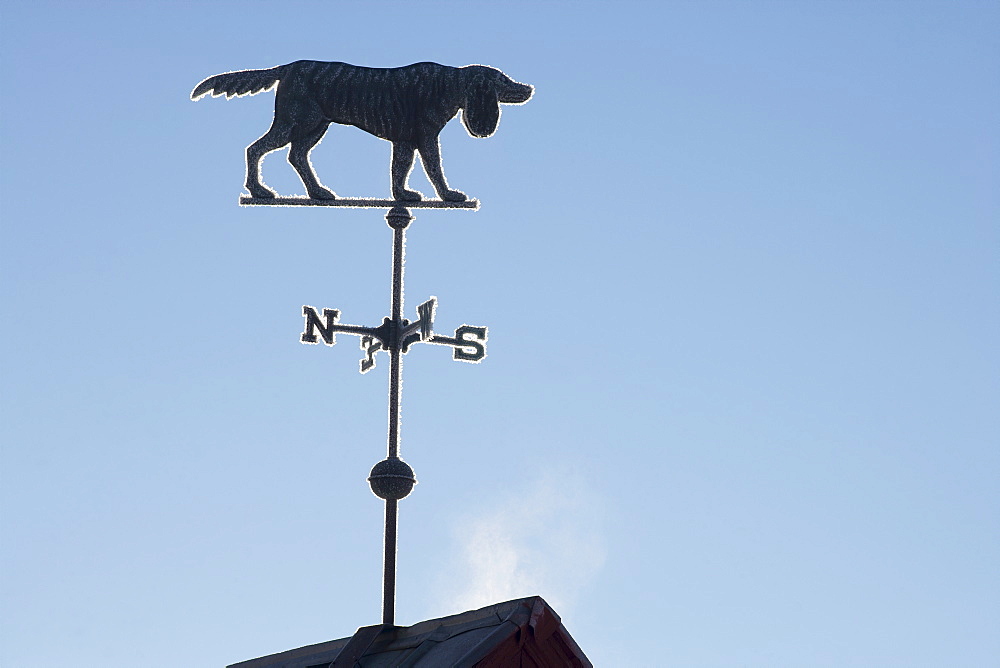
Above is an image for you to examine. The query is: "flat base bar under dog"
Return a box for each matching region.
[240,196,479,209]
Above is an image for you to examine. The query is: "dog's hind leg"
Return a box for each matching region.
[391,142,423,201]
[289,123,336,200]
[245,124,292,199]
[418,137,467,202]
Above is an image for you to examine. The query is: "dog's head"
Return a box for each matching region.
[461,65,534,138]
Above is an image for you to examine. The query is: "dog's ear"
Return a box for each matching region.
[461,68,501,138]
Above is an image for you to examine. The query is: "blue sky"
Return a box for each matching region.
[1,1,997,665]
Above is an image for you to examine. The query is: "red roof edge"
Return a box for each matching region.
[469,596,592,668]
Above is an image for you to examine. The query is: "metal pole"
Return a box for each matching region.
[382,498,398,626]
[381,206,412,626]
[387,213,407,459]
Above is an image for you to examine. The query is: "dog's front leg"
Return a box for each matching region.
[391,142,423,201]
[418,137,467,202]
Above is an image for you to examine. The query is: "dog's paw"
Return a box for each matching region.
[247,185,276,199]
[307,187,337,200]
[393,189,423,202]
[440,189,467,202]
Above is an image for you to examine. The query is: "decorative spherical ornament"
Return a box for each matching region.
[386,206,413,229]
[368,457,417,500]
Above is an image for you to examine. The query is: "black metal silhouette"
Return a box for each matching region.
[191,61,533,202]
[195,61,530,628]
[297,206,488,626]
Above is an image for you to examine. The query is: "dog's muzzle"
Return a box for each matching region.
[500,83,534,105]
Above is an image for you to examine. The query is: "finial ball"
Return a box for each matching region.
[386,206,413,229]
[368,457,417,500]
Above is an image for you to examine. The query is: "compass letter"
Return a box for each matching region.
[301,306,340,345]
[417,298,436,341]
[360,336,381,374]
[453,325,487,362]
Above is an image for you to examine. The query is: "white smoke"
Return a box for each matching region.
[438,469,606,616]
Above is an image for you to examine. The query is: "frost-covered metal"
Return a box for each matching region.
[192,60,533,202]
[194,60,533,628]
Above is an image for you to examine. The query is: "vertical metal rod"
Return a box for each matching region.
[387,220,405,459]
[382,206,411,627]
[382,498,398,626]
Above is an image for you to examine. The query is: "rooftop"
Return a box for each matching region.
[228,596,591,668]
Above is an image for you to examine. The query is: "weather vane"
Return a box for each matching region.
[192,60,533,626]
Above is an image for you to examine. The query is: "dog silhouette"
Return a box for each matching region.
[192,60,533,201]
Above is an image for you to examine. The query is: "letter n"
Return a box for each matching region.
[301,306,339,345]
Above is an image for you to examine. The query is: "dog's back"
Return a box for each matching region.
[277,61,463,143]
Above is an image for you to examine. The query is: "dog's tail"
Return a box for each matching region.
[190,66,284,101]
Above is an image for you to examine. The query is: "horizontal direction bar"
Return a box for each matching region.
[331,323,385,339]
[239,196,479,209]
